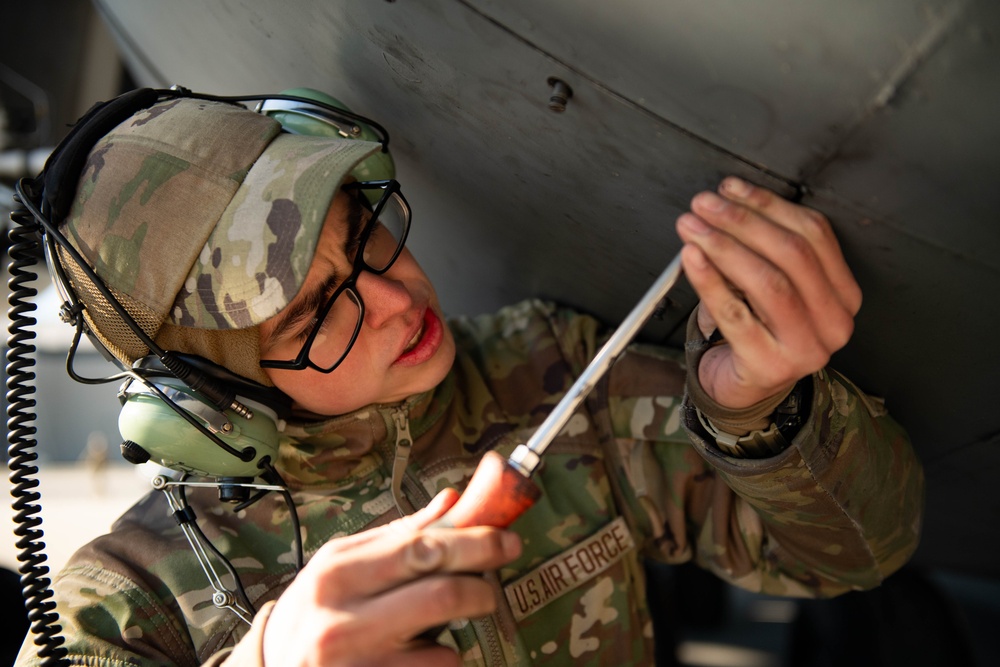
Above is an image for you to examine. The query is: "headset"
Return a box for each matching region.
[7,85,395,662]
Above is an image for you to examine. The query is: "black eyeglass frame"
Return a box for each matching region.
[258,179,410,373]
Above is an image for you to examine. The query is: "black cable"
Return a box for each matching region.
[20,181,247,418]
[17,182,164,359]
[42,233,132,387]
[9,178,255,656]
[136,374,256,462]
[6,188,70,667]
[260,462,304,571]
[63,329,132,385]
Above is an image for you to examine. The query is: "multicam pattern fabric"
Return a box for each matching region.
[62,98,379,334]
[15,300,924,666]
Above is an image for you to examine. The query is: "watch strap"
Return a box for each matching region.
[696,376,810,458]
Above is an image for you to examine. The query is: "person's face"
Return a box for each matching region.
[258,188,456,416]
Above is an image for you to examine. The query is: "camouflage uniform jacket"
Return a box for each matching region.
[16,300,924,666]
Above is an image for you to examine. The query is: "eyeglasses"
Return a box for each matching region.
[259,179,411,373]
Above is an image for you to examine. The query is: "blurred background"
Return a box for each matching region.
[3,1,998,665]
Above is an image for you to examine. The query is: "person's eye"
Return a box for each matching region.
[351,201,386,261]
[362,223,389,265]
[346,240,361,264]
[276,312,317,345]
[285,283,341,344]
[299,317,321,342]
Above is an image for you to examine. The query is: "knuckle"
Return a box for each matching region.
[830,313,855,349]
[406,533,447,573]
[847,284,864,315]
[317,614,361,654]
[760,269,795,301]
[423,578,467,616]
[723,201,751,225]
[315,539,342,560]
[781,231,815,264]
[746,184,773,209]
[717,298,751,326]
[312,547,352,591]
[800,208,832,238]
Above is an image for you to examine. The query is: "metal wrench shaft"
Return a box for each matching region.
[433,251,685,529]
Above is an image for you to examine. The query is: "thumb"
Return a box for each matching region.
[696,302,718,340]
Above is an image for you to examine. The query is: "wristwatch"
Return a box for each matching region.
[696,377,810,458]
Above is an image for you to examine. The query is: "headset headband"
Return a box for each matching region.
[40,88,162,221]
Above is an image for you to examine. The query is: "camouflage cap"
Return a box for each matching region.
[60,96,380,339]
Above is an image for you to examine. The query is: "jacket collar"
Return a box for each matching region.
[274,371,456,489]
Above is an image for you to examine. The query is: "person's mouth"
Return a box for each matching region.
[394,308,443,366]
[402,321,425,353]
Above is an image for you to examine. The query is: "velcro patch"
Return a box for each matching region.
[503,516,635,621]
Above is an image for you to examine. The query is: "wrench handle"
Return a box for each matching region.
[429,451,541,529]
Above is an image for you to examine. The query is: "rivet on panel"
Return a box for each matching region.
[547,77,573,113]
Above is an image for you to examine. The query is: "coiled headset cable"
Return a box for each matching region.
[7,175,305,656]
[5,85,384,655]
[6,179,69,667]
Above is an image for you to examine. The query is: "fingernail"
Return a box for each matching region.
[695,192,727,211]
[679,214,710,235]
[501,532,522,560]
[723,177,751,197]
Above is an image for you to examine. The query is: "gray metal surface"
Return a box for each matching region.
[90,0,999,576]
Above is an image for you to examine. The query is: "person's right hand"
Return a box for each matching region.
[675,177,862,410]
[260,488,522,667]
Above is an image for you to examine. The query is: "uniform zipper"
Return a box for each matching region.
[390,407,418,515]
[472,614,506,666]
[388,405,506,666]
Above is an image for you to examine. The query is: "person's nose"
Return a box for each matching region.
[355,271,413,328]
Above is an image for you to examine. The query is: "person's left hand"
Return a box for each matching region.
[675,177,862,409]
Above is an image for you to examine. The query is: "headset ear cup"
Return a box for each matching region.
[266,87,395,188]
[118,378,281,478]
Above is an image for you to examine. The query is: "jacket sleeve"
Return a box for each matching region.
[13,492,262,667]
[13,569,266,667]
[211,602,273,667]
[603,342,925,599]
[14,563,202,667]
